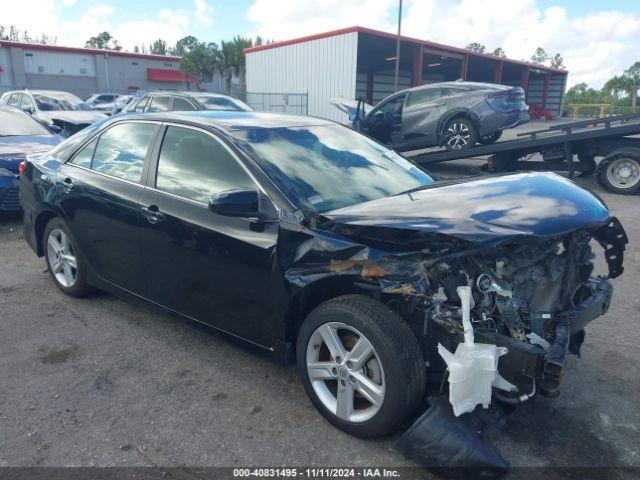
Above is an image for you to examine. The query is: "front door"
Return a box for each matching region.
[57,121,159,294]
[366,94,406,145]
[139,124,278,346]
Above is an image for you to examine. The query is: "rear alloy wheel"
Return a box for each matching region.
[44,218,92,297]
[596,153,640,194]
[297,295,425,438]
[443,118,478,151]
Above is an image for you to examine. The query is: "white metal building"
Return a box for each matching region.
[245,26,568,122]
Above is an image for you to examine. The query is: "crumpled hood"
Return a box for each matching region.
[0,134,62,170]
[39,110,106,125]
[324,172,611,244]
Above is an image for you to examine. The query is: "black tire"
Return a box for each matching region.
[43,217,92,297]
[479,130,503,145]
[487,153,518,172]
[443,118,478,151]
[577,154,597,176]
[296,295,426,438]
[596,150,640,195]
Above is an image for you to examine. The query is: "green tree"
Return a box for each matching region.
[550,53,565,69]
[85,31,122,51]
[531,47,547,64]
[172,36,200,56]
[150,39,167,55]
[623,62,640,110]
[179,41,221,90]
[603,75,628,104]
[466,42,486,53]
[491,47,506,58]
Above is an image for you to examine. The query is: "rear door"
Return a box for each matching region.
[57,120,160,294]
[139,124,279,346]
[400,87,447,148]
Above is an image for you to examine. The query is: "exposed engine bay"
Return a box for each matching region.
[287,214,628,413]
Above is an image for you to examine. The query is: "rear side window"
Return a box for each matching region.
[172,97,195,111]
[407,88,441,106]
[148,96,172,112]
[8,93,22,107]
[69,138,98,168]
[133,96,150,112]
[155,126,255,203]
[91,123,157,183]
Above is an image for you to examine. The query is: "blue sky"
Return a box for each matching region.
[5,1,640,87]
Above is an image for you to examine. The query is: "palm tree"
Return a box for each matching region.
[623,62,640,111]
[218,36,263,95]
[603,76,627,105]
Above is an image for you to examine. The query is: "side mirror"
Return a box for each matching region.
[21,105,34,115]
[48,124,63,134]
[209,189,261,218]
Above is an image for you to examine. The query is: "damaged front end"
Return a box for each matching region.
[286,212,628,413]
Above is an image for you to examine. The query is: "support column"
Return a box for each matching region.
[366,70,374,104]
[460,54,468,80]
[411,44,423,87]
[494,61,503,83]
[521,67,530,97]
[542,73,550,109]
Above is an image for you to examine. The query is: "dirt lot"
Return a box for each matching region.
[0,148,638,477]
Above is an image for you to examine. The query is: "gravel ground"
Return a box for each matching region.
[0,131,638,478]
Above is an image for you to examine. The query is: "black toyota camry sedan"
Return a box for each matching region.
[20,111,627,438]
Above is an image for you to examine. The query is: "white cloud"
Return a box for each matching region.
[1,0,214,53]
[246,0,640,88]
[247,0,397,39]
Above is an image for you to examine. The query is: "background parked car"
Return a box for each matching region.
[85,93,133,115]
[0,105,62,212]
[0,90,107,137]
[120,91,253,113]
[334,81,530,152]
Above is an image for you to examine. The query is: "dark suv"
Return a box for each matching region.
[335,81,530,152]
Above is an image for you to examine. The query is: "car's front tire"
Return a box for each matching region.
[443,118,478,151]
[43,217,92,297]
[296,295,426,438]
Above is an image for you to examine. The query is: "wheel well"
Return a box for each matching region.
[437,111,479,142]
[34,210,57,256]
[285,276,380,344]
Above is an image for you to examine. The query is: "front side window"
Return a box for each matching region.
[407,88,442,107]
[91,123,156,183]
[147,96,172,112]
[231,124,433,213]
[155,126,255,204]
[20,95,36,112]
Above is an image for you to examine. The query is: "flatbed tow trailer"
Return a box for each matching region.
[406,114,640,194]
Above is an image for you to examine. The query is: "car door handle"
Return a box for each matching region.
[141,205,166,224]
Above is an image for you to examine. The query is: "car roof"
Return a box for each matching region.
[404,81,510,93]
[118,110,334,130]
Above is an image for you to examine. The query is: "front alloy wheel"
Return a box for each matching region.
[306,322,385,423]
[297,295,426,438]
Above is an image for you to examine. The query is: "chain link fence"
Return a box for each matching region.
[243,92,308,115]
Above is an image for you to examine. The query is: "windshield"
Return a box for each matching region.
[33,93,92,111]
[0,110,51,136]
[198,95,252,112]
[231,124,433,213]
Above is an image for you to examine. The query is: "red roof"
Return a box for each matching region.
[0,40,181,62]
[147,68,191,83]
[243,26,566,74]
